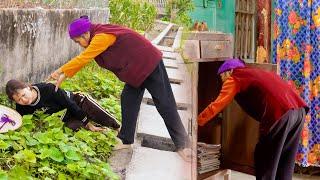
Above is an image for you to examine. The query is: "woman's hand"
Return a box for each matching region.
[85,122,107,132]
[46,68,66,92]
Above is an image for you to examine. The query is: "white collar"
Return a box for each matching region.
[30,86,40,106]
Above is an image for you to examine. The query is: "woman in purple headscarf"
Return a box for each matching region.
[198,58,309,180]
[46,16,190,161]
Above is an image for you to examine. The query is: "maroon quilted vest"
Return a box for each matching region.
[232,67,308,135]
[89,24,162,87]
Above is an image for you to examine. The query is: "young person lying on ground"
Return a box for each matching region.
[6,79,120,132]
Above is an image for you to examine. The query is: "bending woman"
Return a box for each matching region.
[47,16,190,160]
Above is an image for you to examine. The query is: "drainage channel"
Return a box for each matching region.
[110,21,194,180]
[158,26,179,47]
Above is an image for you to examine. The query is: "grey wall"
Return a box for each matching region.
[0,8,109,89]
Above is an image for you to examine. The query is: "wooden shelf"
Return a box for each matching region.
[198,169,231,180]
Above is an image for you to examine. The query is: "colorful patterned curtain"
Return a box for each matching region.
[272,0,320,167]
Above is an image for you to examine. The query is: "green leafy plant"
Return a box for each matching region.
[162,0,194,27]
[109,0,157,31]
[0,93,13,108]
[61,62,123,121]
[0,110,119,179]
[0,62,123,179]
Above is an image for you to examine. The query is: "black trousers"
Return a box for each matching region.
[65,93,120,131]
[118,60,189,150]
[255,108,306,180]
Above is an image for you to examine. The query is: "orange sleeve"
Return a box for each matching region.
[61,33,116,77]
[198,77,239,126]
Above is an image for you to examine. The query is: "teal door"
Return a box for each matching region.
[190,0,235,35]
[190,0,217,30]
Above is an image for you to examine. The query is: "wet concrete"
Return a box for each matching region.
[126,146,191,180]
[109,148,133,180]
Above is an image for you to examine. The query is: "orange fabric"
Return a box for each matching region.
[61,33,116,77]
[198,77,240,126]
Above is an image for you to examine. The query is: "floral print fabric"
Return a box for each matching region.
[273,0,320,167]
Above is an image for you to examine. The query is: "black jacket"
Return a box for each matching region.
[16,83,88,125]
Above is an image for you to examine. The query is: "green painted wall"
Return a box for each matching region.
[216,0,235,35]
[190,0,235,35]
[189,0,217,30]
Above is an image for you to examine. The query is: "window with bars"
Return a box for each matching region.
[234,0,256,62]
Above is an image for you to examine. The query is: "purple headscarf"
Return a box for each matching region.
[68,15,91,38]
[217,58,245,75]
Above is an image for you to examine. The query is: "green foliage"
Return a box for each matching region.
[163,0,194,27]
[0,1,134,178]
[0,110,119,179]
[61,62,123,121]
[0,94,13,108]
[0,62,123,179]
[109,0,157,31]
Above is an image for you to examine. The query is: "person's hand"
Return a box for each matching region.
[46,68,66,91]
[85,122,107,132]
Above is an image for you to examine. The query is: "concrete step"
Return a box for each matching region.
[164,36,176,39]
[156,45,174,52]
[163,51,178,59]
[163,56,184,63]
[163,59,179,69]
[137,103,190,140]
[143,83,191,110]
[162,57,183,64]
[163,57,184,64]
[166,68,184,84]
[151,23,174,45]
[126,146,191,180]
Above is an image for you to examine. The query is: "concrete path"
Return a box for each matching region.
[110,22,194,180]
[127,50,193,180]
[126,147,191,180]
